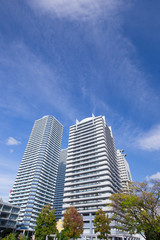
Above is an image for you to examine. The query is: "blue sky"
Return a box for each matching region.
[0,0,160,201]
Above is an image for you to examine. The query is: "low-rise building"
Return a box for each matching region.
[0,199,20,230]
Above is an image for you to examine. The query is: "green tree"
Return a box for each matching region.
[0,229,13,239]
[56,229,69,240]
[93,209,111,240]
[110,180,160,240]
[35,204,57,240]
[2,233,17,240]
[63,207,83,239]
[18,234,28,240]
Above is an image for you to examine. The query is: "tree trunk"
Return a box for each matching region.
[145,231,150,240]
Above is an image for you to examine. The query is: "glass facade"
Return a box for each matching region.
[54,149,67,220]
[9,116,63,230]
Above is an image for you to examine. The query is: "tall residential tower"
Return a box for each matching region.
[9,116,63,231]
[117,149,132,192]
[63,115,121,237]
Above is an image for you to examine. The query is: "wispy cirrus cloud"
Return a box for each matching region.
[0,40,78,121]
[2,0,158,126]
[27,0,123,21]
[27,0,160,116]
[137,125,160,151]
[6,137,21,146]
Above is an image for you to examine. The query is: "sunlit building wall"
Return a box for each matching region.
[63,115,121,236]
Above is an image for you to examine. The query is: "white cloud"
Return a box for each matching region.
[146,172,160,180]
[6,137,21,146]
[28,0,122,21]
[137,125,160,151]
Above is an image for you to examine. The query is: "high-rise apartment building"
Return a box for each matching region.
[9,116,63,231]
[63,115,121,237]
[54,149,67,220]
[117,149,132,192]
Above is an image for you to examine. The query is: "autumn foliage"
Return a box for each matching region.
[110,180,160,240]
[63,207,83,239]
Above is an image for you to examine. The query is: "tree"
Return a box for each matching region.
[56,229,69,240]
[63,207,83,239]
[35,204,57,240]
[110,180,160,240]
[0,229,13,239]
[2,233,17,240]
[18,234,28,240]
[93,209,111,240]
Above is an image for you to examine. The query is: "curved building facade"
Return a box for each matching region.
[63,115,121,236]
[117,149,132,192]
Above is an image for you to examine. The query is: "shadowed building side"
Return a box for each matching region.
[54,149,67,221]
